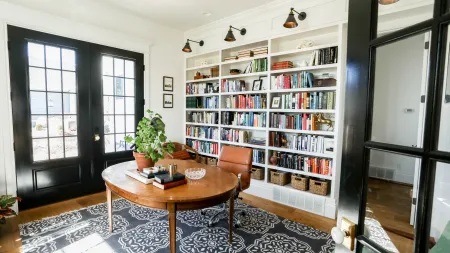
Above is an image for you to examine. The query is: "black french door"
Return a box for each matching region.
[8,26,144,210]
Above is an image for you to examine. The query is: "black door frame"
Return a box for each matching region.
[343,0,450,252]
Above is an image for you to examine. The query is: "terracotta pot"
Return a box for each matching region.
[133,152,155,171]
[270,153,278,166]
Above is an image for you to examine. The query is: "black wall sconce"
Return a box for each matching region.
[224,26,247,42]
[182,39,204,53]
[283,8,307,28]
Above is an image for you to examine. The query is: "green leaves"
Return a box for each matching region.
[0,195,20,225]
[123,110,174,163]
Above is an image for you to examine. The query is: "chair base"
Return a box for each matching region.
[201,199,247,228]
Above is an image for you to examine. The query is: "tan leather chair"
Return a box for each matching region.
[162,142,199,162]
[202,145,252,227]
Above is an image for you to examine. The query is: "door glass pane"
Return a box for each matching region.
[365,149,418,252]
[102,55,136,153]
[371,32,429,147]
[27,42,79,161]
[438,26,450,152]
[430,162,450,252]
[377,1,433,37]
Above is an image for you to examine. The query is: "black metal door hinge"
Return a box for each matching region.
[421,95,425,103]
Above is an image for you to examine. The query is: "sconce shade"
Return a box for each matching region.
[224,29,236,42]
[379,0,399,4]
[182,41,192,53]
[283,12,298,28]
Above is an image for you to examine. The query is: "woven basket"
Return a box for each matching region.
[251,167,264,180]
[207,158,217,166]
[291,175,309,191]
[199,156,207,164]
[270,170,290,186]
[309,178,329,196]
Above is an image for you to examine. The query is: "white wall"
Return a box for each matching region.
[0,0,184,197]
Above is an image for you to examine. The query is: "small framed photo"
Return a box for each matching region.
[271,96,281,109]
[163,76,173,91]
[163,94,173,108]
[252,80,262,91]
[259,76,268,90]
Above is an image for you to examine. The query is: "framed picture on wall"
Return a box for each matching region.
[163,94,173,108]
[163,76,173,91]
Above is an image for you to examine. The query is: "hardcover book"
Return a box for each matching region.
[153,179,187,190]
[154,172,186,184]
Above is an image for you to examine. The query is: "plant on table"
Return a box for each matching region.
[0,195,21,225]
[125,110,175,170]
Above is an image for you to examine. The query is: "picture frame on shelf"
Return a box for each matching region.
[259,76,268,90]
[163,94,173,108]
[163,76,174,91]
[252,80,262,91]
[271,96,281,109]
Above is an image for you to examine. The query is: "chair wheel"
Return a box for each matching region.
[234,223,240,228]
[201,210,206,215]
[241,211,246,216]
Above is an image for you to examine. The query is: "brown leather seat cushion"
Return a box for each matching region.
[170,150,192,160]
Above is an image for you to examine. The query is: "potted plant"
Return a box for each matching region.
[0,195,21,225]
[125,110,175,171]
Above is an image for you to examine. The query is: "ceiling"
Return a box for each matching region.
[98,0,278,31]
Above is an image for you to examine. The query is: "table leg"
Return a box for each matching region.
[168,203,177,253]
[229,193,234,244]
[106,186,112,232]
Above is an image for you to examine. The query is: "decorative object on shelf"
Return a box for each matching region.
[163,76,173,91]
[182,39,204,53]
[125,110,175,171]
[193,71,210,80]
[271,96,281,109]
[270,152,278,165]
[210,67,219,78]
[230,69,241,75]
[296,40,314,49]
[185,168,206,180]
[0,195,21,225]
[378,0,399,5]
[252,79,262,91]
[283,8,307,29]
[163,94,174,108]
[315,113,334,130]
[299,60,308,67]
[200,60,208,66]
[224,25,247,42]
[259,76,268,90]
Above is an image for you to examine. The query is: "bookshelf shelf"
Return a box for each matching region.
[271,43,339,57]
[187,149,219,158]
[222,125,266,131]
[253,162,266,167]
[185,136,219,142]
[221,90,268,95]
[185,122,219,127]
[269,87,337,93]
[186,63,220,71]
[267,128,335,136]
[221,108,267,112]
[221,54,269,65]
[186,77,220,83]
[270,64,338,74]
[266,165,333,180]
[186,93,219,97]
[221,140,267,149]
[221,72,268,79]
[268,146,334,159]
[268,109,335,113]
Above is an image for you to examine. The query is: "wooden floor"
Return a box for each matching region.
[0,191,335,253]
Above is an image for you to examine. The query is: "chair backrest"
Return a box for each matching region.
[217,146,252,191]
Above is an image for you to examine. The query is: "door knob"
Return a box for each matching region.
[331,217,356,250]
[94,134,101,141]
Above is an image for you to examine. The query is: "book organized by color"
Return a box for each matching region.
[271,72,322,90]
[224,94,267,109]
[221,129,249,144]
[269,132,334,155]
[309,46,338,66]
[186,112,219,124]
[186,139,219,155]
[243,58,268,74]
[186,82,219,95]
[221,79,246,92]
[186,126,219,140]
[273,151,332,176]
[272,91,335,110]
[253,149,265,164]
[270,113,336,131]
[222,112,266,127]
[186,96,219,109]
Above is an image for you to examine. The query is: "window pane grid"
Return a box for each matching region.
[28,42,78,161]
[103,55,135,153]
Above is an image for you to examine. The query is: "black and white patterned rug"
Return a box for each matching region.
[19,198,335,253]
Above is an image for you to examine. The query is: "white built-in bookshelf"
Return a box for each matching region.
[183,23,346,219]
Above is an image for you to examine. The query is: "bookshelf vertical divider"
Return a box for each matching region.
[184,23,345,219]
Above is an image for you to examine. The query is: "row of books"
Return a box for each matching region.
[243,58,268,74]
[186,82,219,95]
[186,139,219,155]
[273,151,332,176]
[309,46,338,66]
[224,95,267,109]
[221,80,246,93]
[253,149,265,164]
[271,72,316,90]
[221,112,266,127]
[272,91,335,110]
[269,132,334,154]
[270,113,331,131]
[186,97,219,109]
[221,129,249,143]
[186,112,219,124]
[272,61,293,70]
[186,126,219,140]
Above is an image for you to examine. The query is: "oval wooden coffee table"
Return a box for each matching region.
[102,159,238,253]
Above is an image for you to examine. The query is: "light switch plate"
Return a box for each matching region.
[342,217,356,250]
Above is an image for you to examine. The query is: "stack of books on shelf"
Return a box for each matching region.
[309,46,338,66]
[186,139,219,155]
[272,61,294,70]
[272,91,335,110]
[269,132,334,154]
[224,56,238,62]
[153,172,187,190]
[221,129,249,143]
[270,113,334,131]
[248,138,266,146]
[253,149,265,164]
[186,82,219,95]
[222,112,266,127]
[271,72,330,90]
[238,49,252,59]
[186,97,219,109]
[224,94,267,109]
[186,126,219,140]
[186,112,219,124]
[221,80,246,92]
[243,58,268,74]
[252,46,268,56]
[273,151,333,176]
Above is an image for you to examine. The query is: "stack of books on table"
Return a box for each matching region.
[272,61,294,70]
[125,167,168,184]
[153,172,187,190]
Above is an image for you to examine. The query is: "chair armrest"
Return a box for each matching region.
[183,145,199,162]
[237,170,252,192]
